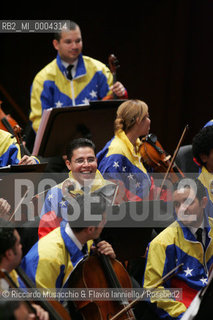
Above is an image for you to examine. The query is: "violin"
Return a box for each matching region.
[140,132,186,184]
[13,124,31,157]
[103,54,121,100]
[0,100,18,134]
[68,238,135,320]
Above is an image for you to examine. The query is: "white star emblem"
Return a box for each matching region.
[89,90,97,98]
[82,97,90,105]
[47,194,53,201]
[55,100,63,108]
[59,200,66,207]
[122,166,126,172]
[135,182,141,188]
[184,267,193,277]
[200,277,208,285]
[127,173,134,180]
[113,161,119,169]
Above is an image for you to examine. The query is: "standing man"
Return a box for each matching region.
[143,178,213,319]
[30,20,127,133]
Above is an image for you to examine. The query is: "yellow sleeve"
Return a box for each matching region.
[144,241,186,319]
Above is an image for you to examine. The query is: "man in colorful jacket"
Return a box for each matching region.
[143,178,213,319]
[30,20,127,133]
[0,129,39,166]
[21,193,116,290]
[38,138,117,239]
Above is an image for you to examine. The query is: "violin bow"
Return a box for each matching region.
[109,263,184,320]
[158,124,189,198]
[9,188,29,222]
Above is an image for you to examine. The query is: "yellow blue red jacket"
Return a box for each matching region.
[97,130,153,201]
[0,129,21,166]
[0,129,39,167]
[20,221,93,289]
[38,170,115,239]
[197,166,213,218]
[143,217,213,319]
[29,53,114,132]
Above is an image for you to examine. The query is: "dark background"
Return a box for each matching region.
[0,0,213,154]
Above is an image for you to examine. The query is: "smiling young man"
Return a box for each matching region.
[38,138,116,239]
[29,20,127,133]
[142,178,213,320]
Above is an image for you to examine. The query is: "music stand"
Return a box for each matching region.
[33,100,126,157]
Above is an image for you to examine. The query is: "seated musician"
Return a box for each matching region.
[97,99,169,201]
[0,129,39,166]
[38,137,116,239]
[143,178,213,319]
[192,124,213,217]
[0,219,49,319]
[21,192,116,290]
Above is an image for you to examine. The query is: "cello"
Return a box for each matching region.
[103,54,122,100]
[68,238,136,320]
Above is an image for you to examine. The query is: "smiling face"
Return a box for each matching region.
[65,147,97,186]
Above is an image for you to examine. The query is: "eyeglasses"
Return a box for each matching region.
[74,157,96,165]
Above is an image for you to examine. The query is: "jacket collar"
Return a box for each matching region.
[56,53,86,79]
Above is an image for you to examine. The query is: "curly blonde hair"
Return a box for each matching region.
[114,99,148,133]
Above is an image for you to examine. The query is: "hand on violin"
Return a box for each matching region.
[111,81,126,98]
[96,240,116,259]
[18,155,37,165]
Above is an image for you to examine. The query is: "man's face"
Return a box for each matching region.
[66,147,97,186]
[53,27,83,64]
[173,187,206,228]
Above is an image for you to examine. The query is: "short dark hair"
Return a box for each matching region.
[53,20,80,41]
[66,138,96,161]
[173,178,206,202]
[192,126,213,166]
[0,219,16,262]
[67,192,107,232]
[0,300,20,319]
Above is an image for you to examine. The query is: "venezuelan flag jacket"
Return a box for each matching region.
[143,218,213,319]
[29,53,113,132]
[20,221,93,289]
[97,130,153,201]
[198,166,213,218]
[38,170,114,239]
